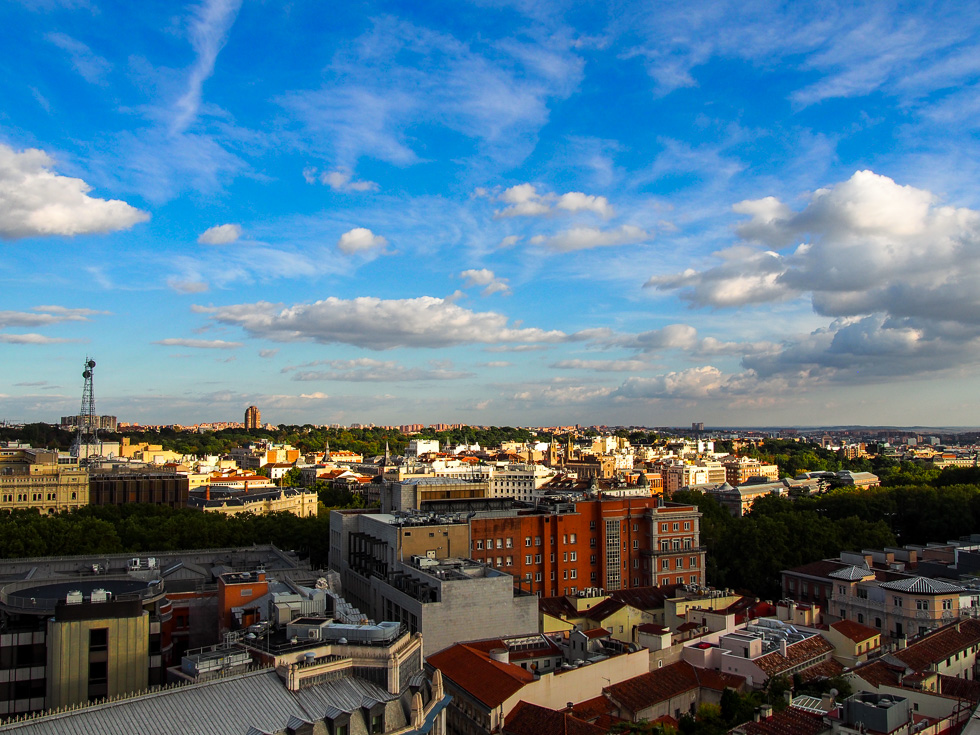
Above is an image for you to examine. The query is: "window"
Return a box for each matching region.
[590,555,597,564]
[496,539,503,549]
[506,556,513,566]
[551,553,555,562]
[690,556,697,567]
[525,537,532,546]
[535,536,542,546]
[916,599,928,610]
[632,524,638,532]
[570,533,576,544]
[838,585,845,595]
[535,572,542,582]
[684,522,691,530]
[690,575,698,584]
[840,608,846,618]
[943,599,953,610]
[633,559,639,568]
[89,628,108,651]
[372,714,383,734]
[570,551,577,561]
[662,559,669,570]
[476,540,484,550]
[526,555,532,564]
[563,552,568,562]
[496,557,503,567]
[673,522,679,531]
[857,613,864,624]
[535,554,542,563]
[590,520,597,530]
[676,558,684,569]
[661,540,669,551]
[893,596,902,607]
[661,523,668,532]
[570,570,577,579]
[590,537,597,547]
[506,537,513,548]
[875,617,881,628]
[591,572,598,581]
[563,534,568,544]
[563,570,568,580]
[675,577,683,585]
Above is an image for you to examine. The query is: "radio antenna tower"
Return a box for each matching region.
[71,357,99,460]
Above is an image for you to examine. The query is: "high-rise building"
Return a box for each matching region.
[244,405,260,429]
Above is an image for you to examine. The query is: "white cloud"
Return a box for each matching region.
[167,278,210,294]
[288,358,474,382]
[0,307,97,328]
[337,227,388,254]
[258,349,278,358]
[153,338,242,349]
[0,333,77,344]
[304,167,379,192]
[550,358,652,372]
[460,268,510,296]
[0,144,149,240]
[493,183,615,219]
[498,235,522,248]
[512,379,614,405]
[46,32,111,84]
[172,0,243,133]
[195,295,567,350]
[530,224,649,252]
[197,223,242,245]
[612,366,728,401]
[556,191,615,218]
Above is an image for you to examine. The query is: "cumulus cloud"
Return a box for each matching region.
[530,224,649,252]
[303,166,378,192]
[197,223,242,245]
[0,144,149,240]
[0,333,77,344]
[493,183,615,219]
[460,268,510,296]
[286,358,474,382]
[194,295,567,350]
[0,306,101,328]
[612,366,728,401]
[153,338,242,349]
[337,227,388,254]
[643,170,980,386]
[512,379,614,405]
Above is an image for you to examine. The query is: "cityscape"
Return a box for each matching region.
[3,1,980,734]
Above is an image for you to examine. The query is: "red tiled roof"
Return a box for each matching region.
[695,668,746,692]
[428,642,535,709]
[503,702,606,735]
[892,619,980,671]
[609,584,682,611]
[582,628,610,639]
[736,708,827,735]
[830,619,880,643]
[783,559,849,579]
[797,658,845,683]
[569,696,613,722]
[754,636,834,677]
[637,623,669,635]
[584,598,626,622]
[604,662,699,713]
[850,660,904,688]
[939,674,980,704]
[539,596,580,620]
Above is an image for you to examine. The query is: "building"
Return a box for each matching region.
[88,472,190,508]
[60,415,118,432]
[0,446,88,514]
[244,405,261,430]
[330,511,538,656]
[722,458,780,486]
[0,577,172,715]
[468,494,705,596]
[188,486,318,517]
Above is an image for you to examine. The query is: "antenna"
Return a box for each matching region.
[72,357,99,461]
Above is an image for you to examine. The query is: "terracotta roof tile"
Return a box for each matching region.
[754,636,834,678]
[569,696,613,722]
[850,660,904,688]
[584,598,626,622]
[504,702,606,735]
[892,619,980,671]
[604,661,700,714]
[539,596,580,620]
[939,674,980,704]
[736,708,827,735]
[427,642,534,709]
[829,619,880,643]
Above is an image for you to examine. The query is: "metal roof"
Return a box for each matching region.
[828,565,873,581]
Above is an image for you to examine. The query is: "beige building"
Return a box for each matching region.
[189,487,318,517]
[0,446,88,514]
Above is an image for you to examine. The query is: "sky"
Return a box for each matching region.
[2,1,980,428]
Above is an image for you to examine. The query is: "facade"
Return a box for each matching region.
[0,578,172,716]
[0,446,88,514]
[244,405,261,430]
[330,511,538,656]
[60,415,118,431]
[188,486,318,517]
[722,458,780,486]
[89,472,190,508]
[468,496,705,596]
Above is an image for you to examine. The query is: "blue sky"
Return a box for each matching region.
[2,0,980,428]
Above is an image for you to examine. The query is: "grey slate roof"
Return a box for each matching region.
[0,669,398,735]
[828,565,873,581]
[878,577,965,594]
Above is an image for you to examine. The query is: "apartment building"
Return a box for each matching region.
[468,495,705,596]
[722,457,780,486]
[0,446,88,514]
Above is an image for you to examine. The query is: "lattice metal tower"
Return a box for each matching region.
[72,357,99,459]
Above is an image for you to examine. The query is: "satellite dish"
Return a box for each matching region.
[87,360,96,368]
[83,370,91,378]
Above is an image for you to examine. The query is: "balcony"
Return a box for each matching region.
[641,546,707,557]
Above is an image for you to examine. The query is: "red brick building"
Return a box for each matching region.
[469,497,704,597]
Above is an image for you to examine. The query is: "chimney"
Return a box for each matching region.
[489,647,510,665]
[753,708,761,722]
[760,704,773,720]
[820,691,836,711]
[779,639,788,657]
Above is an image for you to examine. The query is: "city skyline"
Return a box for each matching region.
[2,2,980,427]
